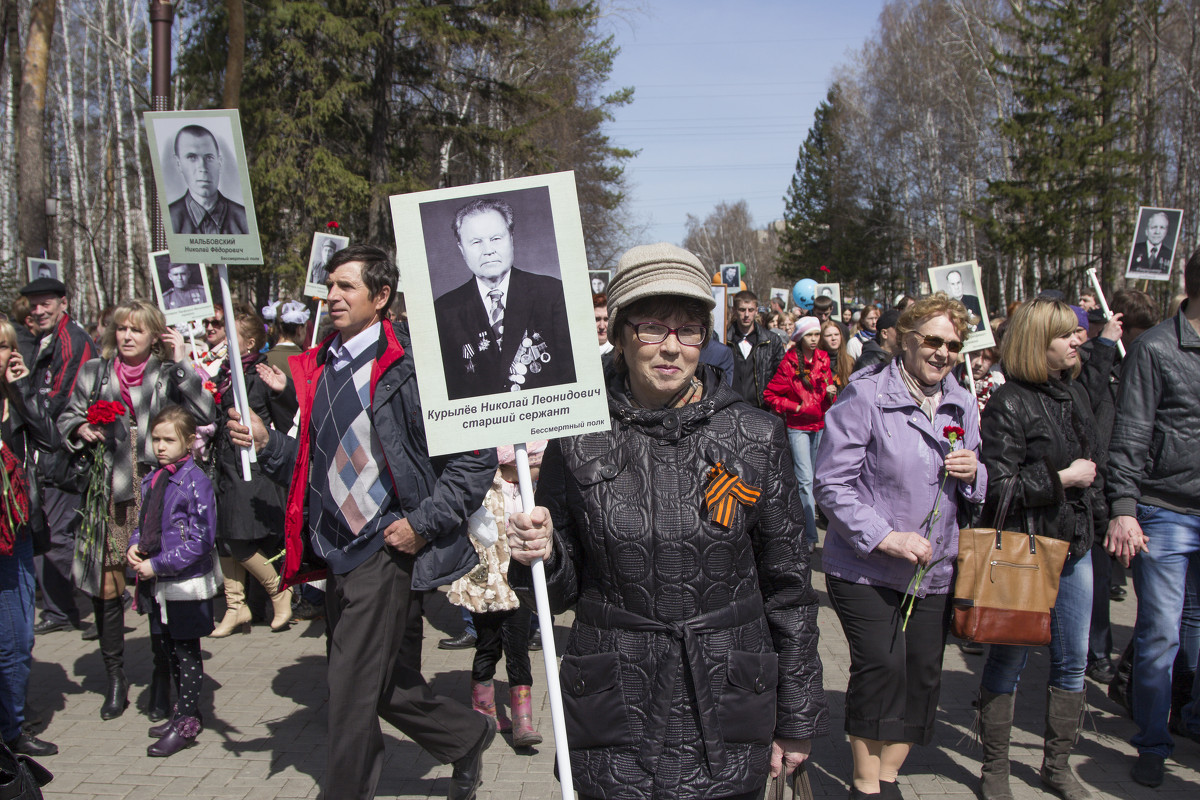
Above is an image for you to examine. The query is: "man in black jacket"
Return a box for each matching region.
[1077,291,1156,686]
[21,278,96,636]
[725,290,784,408]
[231,245,497,800]
[1106,249,1200,788]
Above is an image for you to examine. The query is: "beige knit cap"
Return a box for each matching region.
[607,243,717,319]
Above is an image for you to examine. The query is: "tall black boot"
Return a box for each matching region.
[97,596,128,720]
[147,633,172,722]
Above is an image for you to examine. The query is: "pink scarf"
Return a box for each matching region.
[115,358,149,412]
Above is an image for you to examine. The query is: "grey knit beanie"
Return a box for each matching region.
[607,243,716,319]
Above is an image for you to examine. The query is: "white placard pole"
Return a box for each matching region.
[187,325,198,363]
[311,300,325,347]
[214,264,255,480]
[1086,268,1126,359]
[513,442,573,799]
[964,352,978,399]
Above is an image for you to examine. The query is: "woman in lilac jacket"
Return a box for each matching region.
[814,294,987,800]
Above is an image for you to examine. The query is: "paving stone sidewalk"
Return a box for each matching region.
[28,547,1200,799]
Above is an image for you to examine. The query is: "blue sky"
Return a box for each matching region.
[601,1,888,244]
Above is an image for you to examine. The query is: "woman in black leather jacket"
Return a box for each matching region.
[508,243,828,800]
[975,298,1105,800]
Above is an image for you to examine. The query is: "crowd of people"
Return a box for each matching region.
[1,238,1197,800]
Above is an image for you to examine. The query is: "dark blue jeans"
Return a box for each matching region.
[982,549,1093,694]
[0,535,35,741]
[1130,504,1200,757]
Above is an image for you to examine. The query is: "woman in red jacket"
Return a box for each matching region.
[765,316,836,549]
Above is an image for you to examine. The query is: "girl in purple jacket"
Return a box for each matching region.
[127,405,218,757]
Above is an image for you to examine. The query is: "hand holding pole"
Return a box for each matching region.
[215,264,255,479]
[513,442,573,800]
[1086,268,1126,359]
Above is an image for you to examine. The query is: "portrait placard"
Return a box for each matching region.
[928,260,995,354]
[390,171,609,457]
[1125,206,1183,282]
[149,250,215,328]
[719,263,741,289]
[710,286,728,344]
[144,109,263,264]
[815,283,842,316]
[769,287,788,309]
[303,232,351,299]
[27,257,61,282]
[588,269,612,296]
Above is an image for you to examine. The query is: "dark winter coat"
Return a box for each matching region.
[980,377,1106,557]
[1107,301,1200,518]
[28,314,95,483]
[214,352,298,543]
[725,322,785,408]
[509,366,828,799]
[852,339,891,372]
[258,321,496,591]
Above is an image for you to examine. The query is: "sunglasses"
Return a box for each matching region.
[202,318,224,329]
[911,332,964,354]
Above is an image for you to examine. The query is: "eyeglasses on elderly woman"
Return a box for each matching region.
[625,321,707,347]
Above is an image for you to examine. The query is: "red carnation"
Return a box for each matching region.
[326,220,339,229]
[819,265,830,273]
[943,425,966,444]
[86,400,126,426]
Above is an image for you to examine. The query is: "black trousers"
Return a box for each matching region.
[324,546,487,800]
[34,486,81,625]
[471,605,533,685]
[826,576,950,745]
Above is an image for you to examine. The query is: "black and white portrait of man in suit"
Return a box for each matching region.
[431,194,576,400]
[1126,207,1183,281]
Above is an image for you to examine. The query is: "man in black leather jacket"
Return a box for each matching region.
[1105,250,1200,788]
[725,290,784,408]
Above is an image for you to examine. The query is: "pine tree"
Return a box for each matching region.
[777,85,868,284]
[983,0,1144,290]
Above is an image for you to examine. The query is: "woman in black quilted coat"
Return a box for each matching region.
[509,243,828,800]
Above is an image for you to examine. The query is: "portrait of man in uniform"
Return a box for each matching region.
[161,262,207,310]
[432,195,575,401]
[167,124,249,236]
[310,237,338,287]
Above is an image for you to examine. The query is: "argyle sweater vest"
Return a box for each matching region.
[307,346,398,574]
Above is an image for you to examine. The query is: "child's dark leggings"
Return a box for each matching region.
[151,633,204,719]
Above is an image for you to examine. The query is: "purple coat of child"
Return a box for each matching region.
[129,457,218,588]
[814,359,988,596]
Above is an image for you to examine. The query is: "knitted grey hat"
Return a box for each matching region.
[607,243,716,319]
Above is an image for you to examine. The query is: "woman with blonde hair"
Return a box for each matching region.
[60,299,216,722]
[975,298,1103,800]
[815,293,986,799]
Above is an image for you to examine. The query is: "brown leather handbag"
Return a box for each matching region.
[951,477,1071,646]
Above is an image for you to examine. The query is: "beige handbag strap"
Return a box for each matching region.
[764,764,814,800]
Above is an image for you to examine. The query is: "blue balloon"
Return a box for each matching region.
[792,279,818,311]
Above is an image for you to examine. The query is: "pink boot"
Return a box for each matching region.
[510,685,543,747]
[471,679,511,732]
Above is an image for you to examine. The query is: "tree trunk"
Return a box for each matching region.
[367,19,393,245]
[222,0,244,108]
[16,0,57,260]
